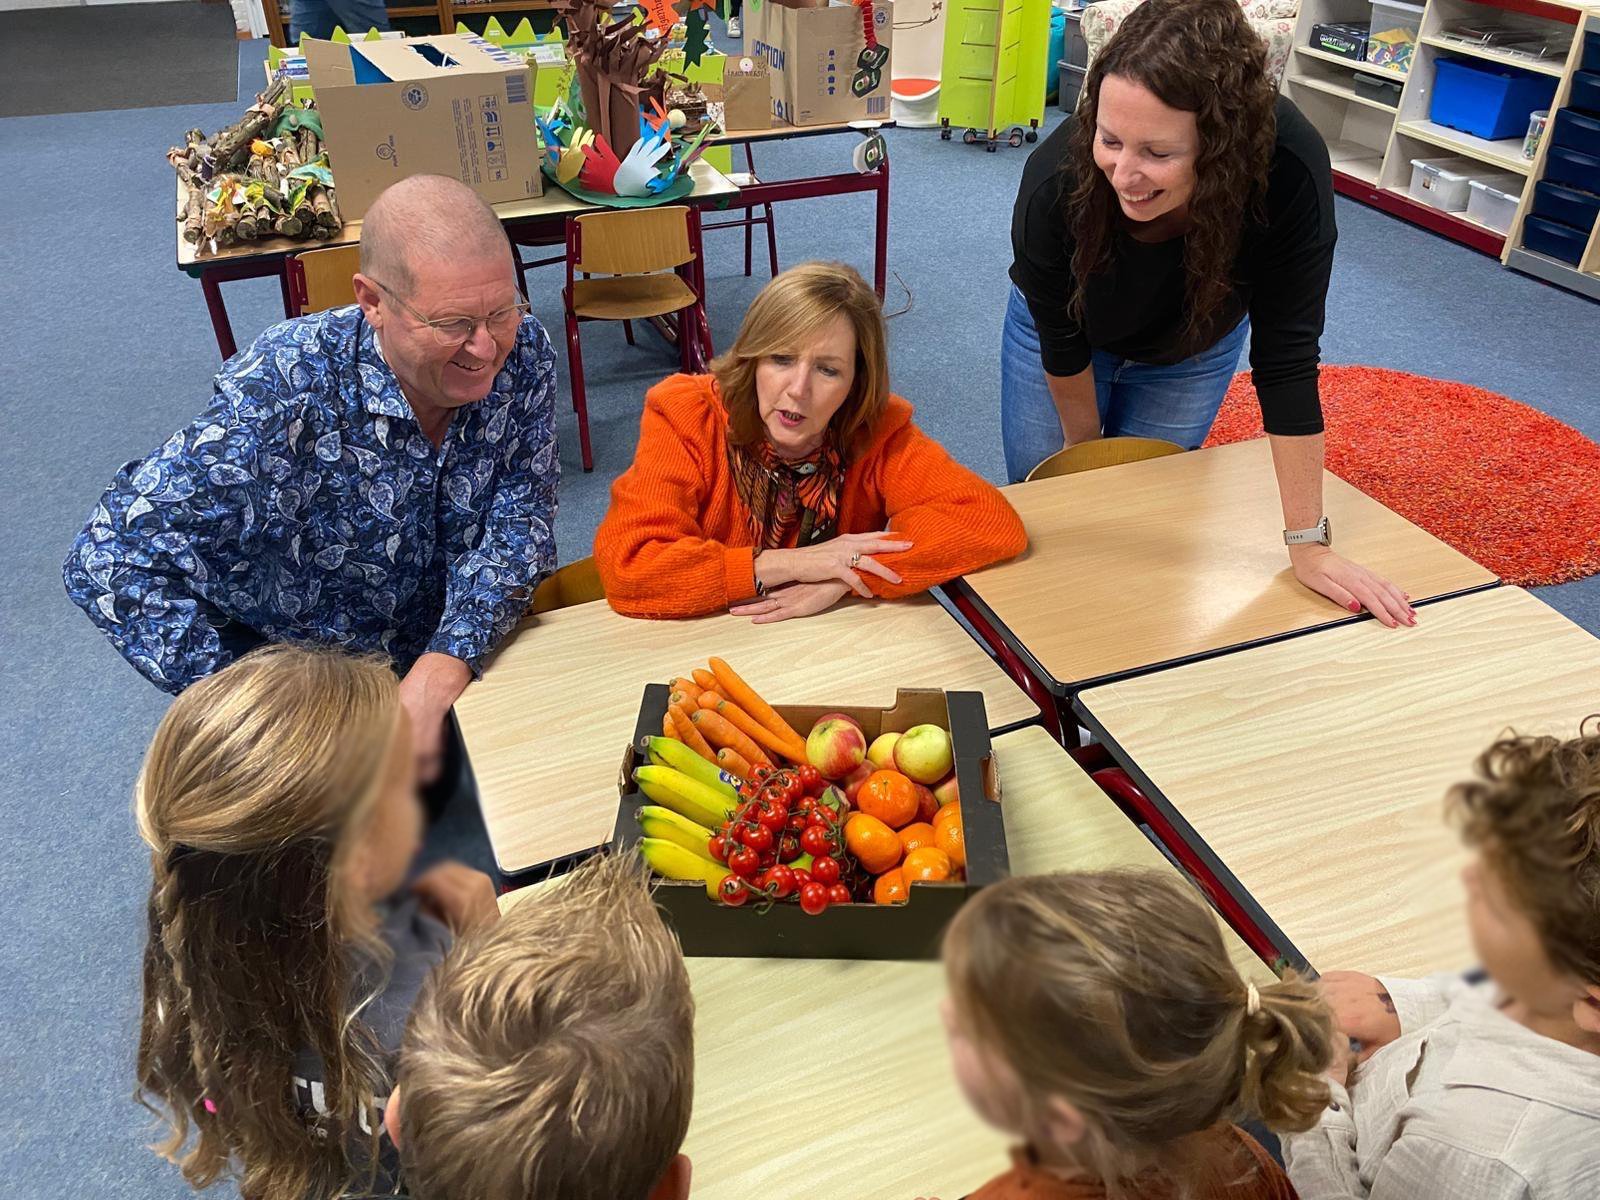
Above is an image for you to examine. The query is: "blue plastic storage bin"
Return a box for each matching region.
[1570,72,1600,117]
[1533,180,1600,231]
[1522,215,1589,264]
[1553,108,1600,158]
[1431,58,1558,140]
[1545,145,1600,192]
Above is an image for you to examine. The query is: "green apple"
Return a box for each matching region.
[894,723,953,785]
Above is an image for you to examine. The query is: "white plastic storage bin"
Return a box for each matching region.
[1408,157,1479,212]
[1466,175,1523,232]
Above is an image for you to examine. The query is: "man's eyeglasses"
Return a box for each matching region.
[371,278,531,347]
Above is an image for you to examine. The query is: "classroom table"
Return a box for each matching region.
[1074,586,1600,978]
[946,439,1498,707]
[175,160,741,360]
[499,727,1272,1200]
[456,595,1039,880]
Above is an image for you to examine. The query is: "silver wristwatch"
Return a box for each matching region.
[1283,516,1332,547]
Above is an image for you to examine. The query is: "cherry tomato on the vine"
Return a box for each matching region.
[742,824,775,854]
[778,833,802,863]
[810,855,842,886]
[798,764,824,795]
[728,847,760,878]
[827,883,852,906]
[718,877,749,906]
[707,834,729,863]
[799,882,830,916]
[760,864,797,899]
[800,825,836,857]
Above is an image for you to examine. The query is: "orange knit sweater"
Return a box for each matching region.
[594,374,1028,619]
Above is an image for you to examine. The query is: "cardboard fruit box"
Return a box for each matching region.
[611,684,1006,960]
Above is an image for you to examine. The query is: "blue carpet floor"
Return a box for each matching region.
[3,31,1599,1199]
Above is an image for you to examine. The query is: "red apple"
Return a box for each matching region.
[912,782,938,824]
[807,717,867,781]
[866,731,901,770]
[814,712,864,735]
[894,723,953,785]
[841,762,874,804]
[933,773,960,809]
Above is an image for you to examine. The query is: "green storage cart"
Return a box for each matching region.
[938,0,1052,150]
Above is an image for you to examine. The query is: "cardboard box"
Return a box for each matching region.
[611,685,1007,960]
[746,0,894,127]
[302,34,541,220]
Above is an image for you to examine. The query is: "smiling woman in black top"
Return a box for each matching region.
[1003,0,1412,628]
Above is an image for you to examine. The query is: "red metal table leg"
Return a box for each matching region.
[1090,767,1289,970]
[873,159,889,300]
[943,585,1064,742]
[200,271,238,360]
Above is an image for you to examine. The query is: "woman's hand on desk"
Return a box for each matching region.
[1290,545,1416,629]
[756,531,912,599]
[731,580,853,624]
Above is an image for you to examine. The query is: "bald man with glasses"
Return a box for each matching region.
[65,176,558,792]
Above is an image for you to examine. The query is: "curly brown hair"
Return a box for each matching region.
[1067,0,1279,354]
[1449,719,1600,984]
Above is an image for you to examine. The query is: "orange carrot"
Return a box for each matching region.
[696,689,724,711]
[691,668,718,692]
[718,699,806,764]
[715,747,754,781]
[668,690,697,713]
[668,676,702,702]
[709,657,804,747]
[663,711,675,739]
[691,708,772,767]
[669,703,718,763]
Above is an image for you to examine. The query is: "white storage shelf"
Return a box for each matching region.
[1285,0,1600,299]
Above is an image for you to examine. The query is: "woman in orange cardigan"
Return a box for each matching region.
[595,262,1028,621]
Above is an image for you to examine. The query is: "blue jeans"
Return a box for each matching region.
[290,0,390,40]
[999,283,1250,483]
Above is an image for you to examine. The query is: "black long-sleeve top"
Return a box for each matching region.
[1009,96,1335,437]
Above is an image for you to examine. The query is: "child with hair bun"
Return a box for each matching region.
[935,869,1336,1199]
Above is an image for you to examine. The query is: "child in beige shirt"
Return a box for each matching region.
[1286,726,1600,1199]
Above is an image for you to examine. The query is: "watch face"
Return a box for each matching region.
[1321,517,1332,544]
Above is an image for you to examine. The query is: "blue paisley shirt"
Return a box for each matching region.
[63,305,558,693]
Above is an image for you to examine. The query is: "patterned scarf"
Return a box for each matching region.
[728,436,846,550]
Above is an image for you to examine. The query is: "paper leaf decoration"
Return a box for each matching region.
[642,0,676,34]
[684,9,711,66]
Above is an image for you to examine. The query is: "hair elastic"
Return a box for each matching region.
[1245,982,1261,1016]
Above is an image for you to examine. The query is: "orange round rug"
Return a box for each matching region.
[1203,366,1600,587]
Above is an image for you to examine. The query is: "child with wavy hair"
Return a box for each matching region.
[938,870,1337,1199]
[134,643,498,1200]
[1291,725,1600,1197]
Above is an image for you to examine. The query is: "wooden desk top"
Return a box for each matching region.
[500,726,1270,1199]
[460,596,1039,874]
[1077,587,1600,977]
[962,439,1496,690]
[175,161,741,268]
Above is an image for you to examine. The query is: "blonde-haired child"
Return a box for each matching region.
[387,852,695,1200]
[938,869,1337,1199]
[135,643,498,1200]
[1288,726,1600,1198]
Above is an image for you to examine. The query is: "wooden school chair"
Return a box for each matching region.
[529,557,605,616]
[562,205,713,472]
[285,244,360,315]
[702,145,779,280]
[1024,436,1184,481]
